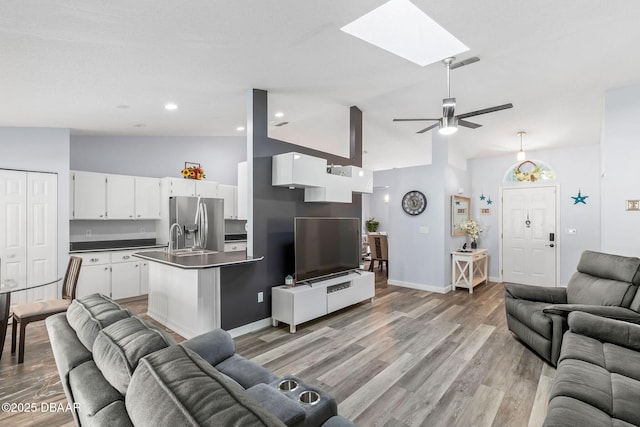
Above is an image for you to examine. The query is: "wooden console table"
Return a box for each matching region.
[451,249,488,294]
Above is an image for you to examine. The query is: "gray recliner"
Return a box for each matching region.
[504,250,640,366]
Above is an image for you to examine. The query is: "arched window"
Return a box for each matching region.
[503,159,556,183]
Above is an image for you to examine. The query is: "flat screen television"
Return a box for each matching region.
[295,217,361,282]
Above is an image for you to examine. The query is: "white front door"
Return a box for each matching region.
[502,186,557,286]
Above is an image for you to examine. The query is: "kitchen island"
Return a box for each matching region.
[133,250,263,339]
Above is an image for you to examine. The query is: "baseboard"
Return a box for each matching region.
[387,279,452,294]
[227,318,273,338]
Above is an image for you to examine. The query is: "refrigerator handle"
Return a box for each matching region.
[202,203,208,249]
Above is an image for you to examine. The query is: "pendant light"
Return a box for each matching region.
[517,131,526,161]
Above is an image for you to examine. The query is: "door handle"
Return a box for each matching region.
[546,243,555,248]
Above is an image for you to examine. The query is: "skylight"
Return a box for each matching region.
[340,0,468,67]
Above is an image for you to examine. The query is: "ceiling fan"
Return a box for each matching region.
[393,56,513,135]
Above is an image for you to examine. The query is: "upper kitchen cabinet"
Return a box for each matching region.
[107,174,135,219]
[164,177,218,198]
[218,184,237,219]
[72,171,107,219]
[134,177,161,219]
[71,171,161,220]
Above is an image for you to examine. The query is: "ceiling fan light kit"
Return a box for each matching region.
[393,56,514,135]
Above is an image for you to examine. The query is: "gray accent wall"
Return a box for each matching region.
[71,135,246,185]
[219,89,362,330]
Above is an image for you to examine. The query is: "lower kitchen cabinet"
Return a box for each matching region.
[74,250,153,300]
[111,261,141,299]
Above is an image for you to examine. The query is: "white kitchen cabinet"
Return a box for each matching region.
[72,171,107,219]
[73,249,152,300]
[72,171,161,220]
[140,260,149,294]
[75,252,111,298]
[165,177,218,198]
[111,261,141,300]
[218,184,237,219]
[224,241,246,252]
[237,161,248,220]
[195,180,219,198]
[135,177,161,219]
[107,174,135,219]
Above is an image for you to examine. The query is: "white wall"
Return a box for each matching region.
[0,127,71,280]
[71,135,246,185]
[468,144,601,285]
[601,85,640,256]
[369,135,470,292]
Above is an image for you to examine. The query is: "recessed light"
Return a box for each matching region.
[164,103,178,111]
[236,126,245,131]
[341,0,468,66]
[274,112,284,118]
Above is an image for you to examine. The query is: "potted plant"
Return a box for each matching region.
[365,217,380,233]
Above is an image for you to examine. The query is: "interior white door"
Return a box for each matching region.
[0,170,28,305]
[502,186,557,286]
[26,172,58,301]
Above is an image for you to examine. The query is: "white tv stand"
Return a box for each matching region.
[271,270,375,333]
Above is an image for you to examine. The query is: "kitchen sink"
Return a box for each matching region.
[170,249,218,257]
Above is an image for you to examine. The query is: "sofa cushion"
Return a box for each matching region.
[543,396,618,427]
[93,316,176,395]
[576,250,640,286]
[566,272,636,307]
[181,328,236,366]
[216,354,279,389]
[550,359,613,416]
[125,345,286,427]
[66,293,131,351]
[504,298,552,339]
[68,360,126,425]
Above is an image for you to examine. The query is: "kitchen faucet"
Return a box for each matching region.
[168,223,183,252]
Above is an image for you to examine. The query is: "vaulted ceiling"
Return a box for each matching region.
[2,1,640,170]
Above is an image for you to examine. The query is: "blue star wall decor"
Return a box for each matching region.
[480,193,486,201]
[486,197,493,205]
[571,190,589,205]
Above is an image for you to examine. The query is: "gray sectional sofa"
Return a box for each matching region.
[46,293,354,427]
[544,311,640,426]
[505,250,640,426]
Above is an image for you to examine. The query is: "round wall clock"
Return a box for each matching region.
[402,190,427,216]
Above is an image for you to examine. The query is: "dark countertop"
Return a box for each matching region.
[70,239,166,253]
[133,250,263,269]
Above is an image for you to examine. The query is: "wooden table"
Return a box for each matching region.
[451,249,488,294]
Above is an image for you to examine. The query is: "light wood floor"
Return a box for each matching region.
[0,269,554,426]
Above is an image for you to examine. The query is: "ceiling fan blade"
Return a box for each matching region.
[416,123,440,134]
[393,118,440,122]
[456,103,513,120]
[450,56,480,70]
[457,119,482,129]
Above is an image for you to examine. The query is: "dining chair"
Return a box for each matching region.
[368,234,389,277]
[11,256,83,363]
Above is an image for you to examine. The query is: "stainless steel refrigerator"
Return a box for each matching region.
[169,196,224,252]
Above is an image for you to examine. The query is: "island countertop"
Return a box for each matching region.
[133,250,263,269]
